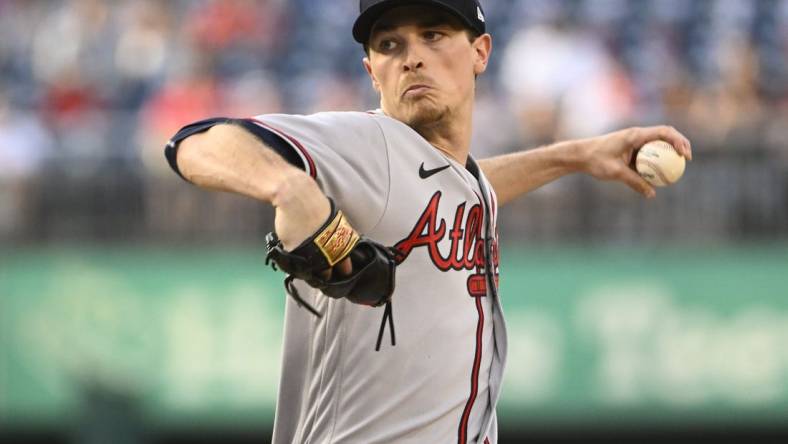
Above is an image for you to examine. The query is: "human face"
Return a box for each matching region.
[363,6,491,130]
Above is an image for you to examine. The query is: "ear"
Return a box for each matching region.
[472,34,492,76]
[363,57,381,93]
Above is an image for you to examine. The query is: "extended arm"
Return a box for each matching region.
[173,122,397,311]
[479,126,693,206]
[175,124,334,253]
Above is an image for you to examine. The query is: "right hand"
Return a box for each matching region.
[579,125,692,198]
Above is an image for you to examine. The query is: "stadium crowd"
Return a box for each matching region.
[0,0,786,243]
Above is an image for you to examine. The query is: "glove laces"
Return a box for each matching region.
[375,301,395,352]
[268,257,396,351]
[283,275,322,317]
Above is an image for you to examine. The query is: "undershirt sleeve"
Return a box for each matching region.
[164,117,305,180]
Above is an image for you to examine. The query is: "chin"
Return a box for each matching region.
[400,101,449,129]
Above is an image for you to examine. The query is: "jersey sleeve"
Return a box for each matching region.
[249,112,390,234]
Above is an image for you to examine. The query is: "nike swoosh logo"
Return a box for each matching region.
[419,163,450,179]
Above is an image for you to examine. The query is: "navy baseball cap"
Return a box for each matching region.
[353,0,486,44]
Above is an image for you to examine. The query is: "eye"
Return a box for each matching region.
[423,30,444,42]
[377,38,398,52]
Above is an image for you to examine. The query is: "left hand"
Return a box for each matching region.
[579,126,692,198]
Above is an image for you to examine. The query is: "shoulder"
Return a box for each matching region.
[253,111,388,145]
[253,110,418,137]
[253,110,379,130]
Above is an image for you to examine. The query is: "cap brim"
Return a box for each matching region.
[352,0,480,44]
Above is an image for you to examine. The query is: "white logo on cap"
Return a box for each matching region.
[477,6,485,22]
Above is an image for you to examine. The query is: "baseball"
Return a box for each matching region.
[636,140,686,187]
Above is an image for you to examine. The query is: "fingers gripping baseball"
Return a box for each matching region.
[617,164,656,198]
[583,131,654,198]
[629,126,693,161]
[584,125,692,198]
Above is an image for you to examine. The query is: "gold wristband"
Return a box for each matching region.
[313,210,360,266]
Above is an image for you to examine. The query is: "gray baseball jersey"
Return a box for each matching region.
[250,110,508,444]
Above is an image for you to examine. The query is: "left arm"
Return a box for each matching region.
[479,126,693,206]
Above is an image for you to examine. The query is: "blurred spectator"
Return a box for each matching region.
[0,0,783,243]
[223,70,284,117]
[304,73,366,114]
[136,56,222,176]
[500,20,634,144]
[113,0,172,108]
[0,87,53,238]
[687,37,765,147]
[0,89,53,180]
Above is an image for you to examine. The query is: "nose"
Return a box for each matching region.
[402,41,425,72]
[403,57,423,72]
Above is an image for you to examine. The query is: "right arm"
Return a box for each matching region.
[175,123,331,252]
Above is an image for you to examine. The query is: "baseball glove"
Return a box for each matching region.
[265,199,398,349]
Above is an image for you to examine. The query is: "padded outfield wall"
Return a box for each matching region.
[1,245,787,434]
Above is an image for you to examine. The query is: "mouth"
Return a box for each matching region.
[402,84,432,98]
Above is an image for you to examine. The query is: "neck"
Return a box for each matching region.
[385,97,474,165]
[412,109,472,165]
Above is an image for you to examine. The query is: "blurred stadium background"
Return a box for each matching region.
[1,0,787,443]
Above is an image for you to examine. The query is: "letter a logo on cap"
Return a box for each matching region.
[477,6,485,22]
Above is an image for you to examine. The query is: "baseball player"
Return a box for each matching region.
[164,1,692,442]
